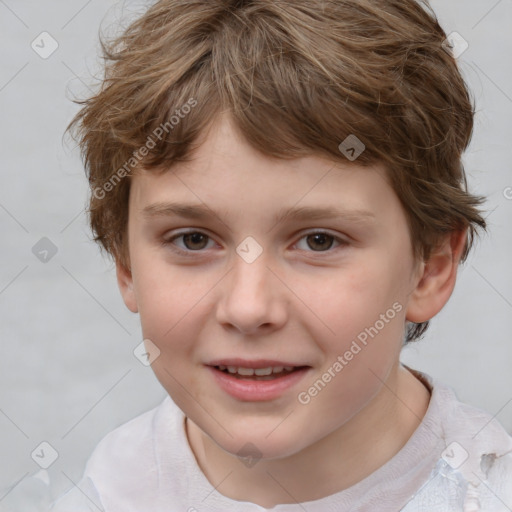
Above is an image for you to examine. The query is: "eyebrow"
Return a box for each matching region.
[142,202,376,227]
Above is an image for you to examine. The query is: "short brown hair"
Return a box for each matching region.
[66,0,487,342]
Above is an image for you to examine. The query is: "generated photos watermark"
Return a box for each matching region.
[93,98,197,200]
[297,301,403,405]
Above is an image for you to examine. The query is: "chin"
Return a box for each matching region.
[208,424,311,462]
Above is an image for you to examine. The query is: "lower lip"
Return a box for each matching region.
[207,366,310,401]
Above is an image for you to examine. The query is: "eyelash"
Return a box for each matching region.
[161,229,349,256]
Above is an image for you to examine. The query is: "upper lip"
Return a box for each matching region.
[207,358,310,369]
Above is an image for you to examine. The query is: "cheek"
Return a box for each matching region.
[304,263,403,346]
[299,260,406,396]
[133,255,207,336]
[139,278,207,412]
[132,262,213,375]
[298,313,404,432]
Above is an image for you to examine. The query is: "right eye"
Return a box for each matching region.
[162,230,216,254]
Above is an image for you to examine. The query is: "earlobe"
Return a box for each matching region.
[116,261,139,313]
[405,229,467,323]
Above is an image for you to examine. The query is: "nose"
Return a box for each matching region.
[215,250,288,335]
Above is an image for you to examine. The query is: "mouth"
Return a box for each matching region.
[211,364,309,381]
[206,359,312,401]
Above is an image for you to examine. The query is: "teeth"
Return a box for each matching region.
[254,367,273,376]
[218,365,297,376]
[237,367,255,376]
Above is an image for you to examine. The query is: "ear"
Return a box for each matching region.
[116,260,138,313]
[405,229,467,323]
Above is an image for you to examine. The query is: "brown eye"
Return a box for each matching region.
[181,232,210,250]
[163,229,348,257]
[163,230,214,253]
[295,231,346,253]
[305,233,336,251]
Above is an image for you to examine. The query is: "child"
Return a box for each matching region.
[51,0,512,510]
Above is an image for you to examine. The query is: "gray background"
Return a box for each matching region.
[0,0,511,509]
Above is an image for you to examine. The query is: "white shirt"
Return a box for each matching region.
[49,366,512,511]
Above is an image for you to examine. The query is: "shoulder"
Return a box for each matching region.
[50,396,181,511]
[410,368,512,509]
[435,379,512,480]
[408,367,512,459]
[85,395,176,476]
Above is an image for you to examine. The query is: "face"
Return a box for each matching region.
[118,113,424,460]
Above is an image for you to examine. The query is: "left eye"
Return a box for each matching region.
[163,230,346,254]
[295,232,345,252]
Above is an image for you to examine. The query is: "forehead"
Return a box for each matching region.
[129,114,400,227]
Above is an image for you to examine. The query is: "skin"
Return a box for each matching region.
[117,112,467,507]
